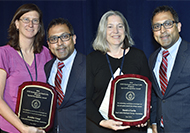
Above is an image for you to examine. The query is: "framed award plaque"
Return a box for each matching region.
[15,81,57,132]
[108,74,151,126]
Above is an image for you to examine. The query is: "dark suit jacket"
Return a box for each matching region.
[44,52,86,133]
[149,40,190,132]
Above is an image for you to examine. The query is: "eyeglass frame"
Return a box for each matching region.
[152,20,178,32]
[48,33,74,44]
[19,17,40,25]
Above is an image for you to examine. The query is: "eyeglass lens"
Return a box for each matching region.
[20,18,39,24]
[49,33,72,43]
[152,20,176,31]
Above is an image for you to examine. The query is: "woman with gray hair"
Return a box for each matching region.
[87,10,150,133]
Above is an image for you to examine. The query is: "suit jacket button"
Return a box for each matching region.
[162,100,165,103]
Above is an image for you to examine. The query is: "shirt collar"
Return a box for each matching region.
[55,49,77,69]
[160,37,182,59]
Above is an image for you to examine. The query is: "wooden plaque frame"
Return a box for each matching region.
[15,81,57,132]
[108,74,151,126]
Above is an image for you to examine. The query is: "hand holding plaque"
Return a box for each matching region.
[108,74,151,126]
[15,81,57,132]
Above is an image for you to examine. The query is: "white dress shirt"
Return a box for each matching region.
[153,37,181,90]
[48,49,77,94]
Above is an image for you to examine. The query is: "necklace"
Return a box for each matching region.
[20,50,37,81]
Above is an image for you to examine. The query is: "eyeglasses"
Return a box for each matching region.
[152,20,178,31]
[19,17,40,25]
[48,33,74,44]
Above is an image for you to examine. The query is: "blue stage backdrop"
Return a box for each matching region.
[1,0,190,59]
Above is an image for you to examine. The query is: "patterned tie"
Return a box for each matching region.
[159,50,169,95]
[55,62,65,105]
[159,50,169,127]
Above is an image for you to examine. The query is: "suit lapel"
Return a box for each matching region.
[45,58,56,83]
[60,53,83,107]
[164,41,188,97]
[150,48,164,98]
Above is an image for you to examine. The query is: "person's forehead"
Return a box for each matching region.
[107,15,123,23]
[153,11,174,24]
[21,11,39,18]
[49,24,70,36]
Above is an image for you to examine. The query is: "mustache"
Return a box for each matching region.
[57,44,67,49]
[160,33,169,38]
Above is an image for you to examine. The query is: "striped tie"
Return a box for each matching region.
[159,50,169,127]
[159,50,169,95]
[55,62,65,105]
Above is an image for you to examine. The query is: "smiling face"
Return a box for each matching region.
[15,11,40,40]
[47,24,76,61]
[106,15,125,47]
[152,11,181,49]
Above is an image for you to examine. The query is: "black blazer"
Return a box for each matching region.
[44,52,86,133]
[149,40,190,132]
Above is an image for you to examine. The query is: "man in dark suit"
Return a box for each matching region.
[149,5,190,133]
[44,18,86,133]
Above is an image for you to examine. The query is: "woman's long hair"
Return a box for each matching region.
[92,10,134,53]
[8,3,45,53]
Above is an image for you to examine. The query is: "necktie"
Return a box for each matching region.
[159,50,169,95]
[159,50,169,127]
[55,62,65,105]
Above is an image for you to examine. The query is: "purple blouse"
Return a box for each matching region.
[0,45,52,133]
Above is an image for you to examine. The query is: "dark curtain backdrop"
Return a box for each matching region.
[1,0,190,58]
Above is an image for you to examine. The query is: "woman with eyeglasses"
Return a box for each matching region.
[0,4,52,133]
[86,10,150,133]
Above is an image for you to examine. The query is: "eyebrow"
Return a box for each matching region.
[49,33,70,37]
[153,20,174,24]
[107,23,124,25]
